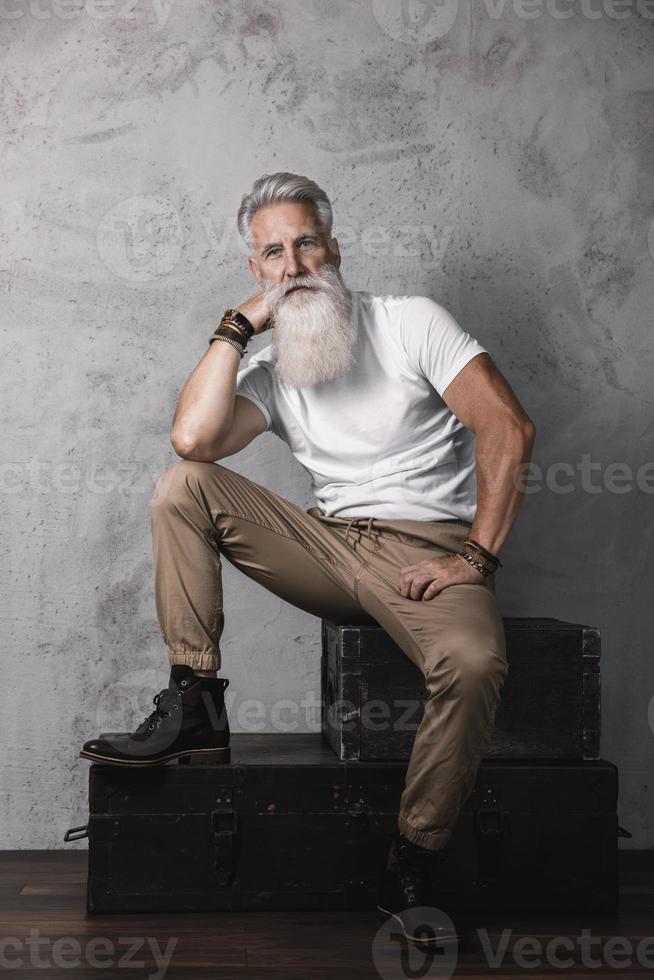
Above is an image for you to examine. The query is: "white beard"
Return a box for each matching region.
[263,263,356,387]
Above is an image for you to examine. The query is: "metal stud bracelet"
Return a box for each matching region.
[463,538,502,568]
[456,549,493,577]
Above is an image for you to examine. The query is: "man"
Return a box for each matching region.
[80,172,535,948]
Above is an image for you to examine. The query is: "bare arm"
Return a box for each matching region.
[170,290,271,461]
[440,352,536,557]
[398,352,535,600]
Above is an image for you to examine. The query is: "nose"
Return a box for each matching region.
[283,246,308,281]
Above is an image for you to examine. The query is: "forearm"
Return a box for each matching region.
[171,340,242,457]
[466,422,536,557]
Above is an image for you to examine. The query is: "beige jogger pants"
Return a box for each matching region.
[149,459,508,851]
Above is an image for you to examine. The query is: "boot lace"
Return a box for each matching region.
[134,687,178,735]
[398,871,419,905]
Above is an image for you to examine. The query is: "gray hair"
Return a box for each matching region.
[237,172,333,251]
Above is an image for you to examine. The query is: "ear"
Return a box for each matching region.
[248,254,263,285]
[329,237,341,269]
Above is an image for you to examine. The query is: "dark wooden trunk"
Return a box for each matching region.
[321,617,601,762]
[83,733,618,914]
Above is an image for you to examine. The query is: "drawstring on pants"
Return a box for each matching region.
[312,508,384,553]
[343,516,382,552]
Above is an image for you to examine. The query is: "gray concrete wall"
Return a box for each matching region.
[1,0,652,848]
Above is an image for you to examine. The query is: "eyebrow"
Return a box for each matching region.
[258,233,319,255]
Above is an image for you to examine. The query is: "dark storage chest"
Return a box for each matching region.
[82,733,618,914]
[321,617,601,762]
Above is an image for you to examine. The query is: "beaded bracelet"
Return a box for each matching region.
[208,309,254,351]
[222,308,254,339]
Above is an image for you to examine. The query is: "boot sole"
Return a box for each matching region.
[78,746,231,767]
[376,903,462,948]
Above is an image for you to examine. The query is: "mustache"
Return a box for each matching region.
[277,273,322,293]
[263,267,338,311]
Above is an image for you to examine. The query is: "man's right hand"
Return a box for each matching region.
[236,288,273,335]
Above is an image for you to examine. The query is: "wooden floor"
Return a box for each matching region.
[1,850,652,979]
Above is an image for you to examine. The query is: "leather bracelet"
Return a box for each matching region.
[209,323,248,349]
[220,316,250,339]
[461,550,498,575]
[211,323,248,345]
[458,542,496,574]
[456,550,491,577]
[459,545,496,575]
[463,538,502,569]
[209,334,246,357]
[222,308,254,339]
[466,539,501,567]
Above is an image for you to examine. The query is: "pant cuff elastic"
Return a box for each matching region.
[397,814,452,852]
[167,647,221,671]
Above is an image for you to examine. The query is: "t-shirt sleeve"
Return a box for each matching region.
[399,295,488,398]
[235,359,273,432]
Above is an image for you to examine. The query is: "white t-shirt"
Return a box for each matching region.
[235,290,487,522]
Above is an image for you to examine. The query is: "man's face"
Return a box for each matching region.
[247,201,341,285]
[244,200,356,388]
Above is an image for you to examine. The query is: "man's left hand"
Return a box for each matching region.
[398,553,486,601]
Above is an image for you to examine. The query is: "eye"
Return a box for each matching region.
[299,238,316,248]
[266,247,282,258]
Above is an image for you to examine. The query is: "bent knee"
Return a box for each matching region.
[150,459,227,509]
[425,630,507,694]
